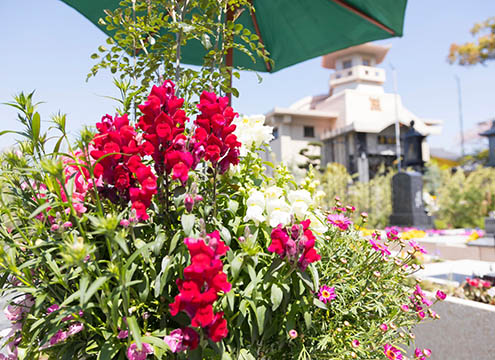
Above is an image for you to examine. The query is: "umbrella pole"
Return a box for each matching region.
[226,7,234,106]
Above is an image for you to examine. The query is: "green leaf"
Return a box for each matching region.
[81,276,108,305]
[181,214,195,236]
[98,342,120,360]
[270,284,283,311]
[230,255,243,279]
[127,316,142,349]
[313,298,327,310]
[304,312,312,329]
[168,232,180,255]
[256,306,267,335]
[32,112,40,141]
[28,201,53,219]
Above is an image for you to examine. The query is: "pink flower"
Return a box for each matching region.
[49,330,68,345]
[327,214,352,231]
[351,339,360,348]
[120,219,130,227]
[63,221,73,229]
[369,238,391,256]
[423,348,432,357]
[117,330,129,339]
[400,304,409,312]
[380,323,388,332]
[164,329,183,353]
[67,322,84,336]
[435,290,446,301]
[288,329,298,339]
[384,344,403,360]
[417,311,426,320]
[51,224,60,232]
[126,342,154,360]
[318,285,336,304]
[409,240,427,254]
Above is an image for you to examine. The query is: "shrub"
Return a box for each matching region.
[0,85,440,359]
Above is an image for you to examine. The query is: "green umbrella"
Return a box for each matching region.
[60,0,407,73]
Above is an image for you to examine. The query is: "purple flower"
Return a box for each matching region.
[409,240,427,254]
[117,330,129,339]
[67,322,84,336]
[164,329,184,353]
[327,214,352,231]
[49,330,67,345]
[318,285,336,304]
[126,342,154,360]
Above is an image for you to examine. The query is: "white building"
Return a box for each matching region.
[264,42,442,180]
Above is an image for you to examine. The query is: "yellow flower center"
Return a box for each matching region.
[386,350,397,360]
[322,290,330,298]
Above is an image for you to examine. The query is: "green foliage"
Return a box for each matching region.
[433,166,495,228]
[318,163,394,228]
[0,92,432,359]
[448,16,495,66]
[89,0,271,115]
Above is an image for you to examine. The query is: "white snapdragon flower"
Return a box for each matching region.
[244,205,265,224]
[264,186,284,200]
[244,189,266,224]
[233,115,273,155]
[266,198,291,227]
[308,210,328,235]
[288,189,312,219]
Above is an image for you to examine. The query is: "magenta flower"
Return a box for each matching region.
[384,344,403,360]
[126,342,154,360]
[49,330,68,345]
[327,214,352,231]
[67,322,84,336]
[369,238,391,256]
[318,285,336,304]
[117,330,129,339]
[409,240,427,254]
[380,323,388,332]
[164,329,184,353]
[351,339,360,348]
[435,290,446,301]
[400,304,409,312]
[46,304,60,315]
[288,329,298,339]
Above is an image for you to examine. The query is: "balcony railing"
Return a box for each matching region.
[330,65,386,86]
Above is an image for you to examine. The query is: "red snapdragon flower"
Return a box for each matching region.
[169,231,230,347]
[267,219,321,271]
[90,114,157,220]
[194,91,241,174]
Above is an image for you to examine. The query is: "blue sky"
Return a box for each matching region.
[1,0,495,154]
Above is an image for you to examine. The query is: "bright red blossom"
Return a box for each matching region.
[194,91,241,174]
[267,220,321,271]
[169,231,231,348]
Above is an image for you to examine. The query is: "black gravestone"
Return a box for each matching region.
[389,172,433,228]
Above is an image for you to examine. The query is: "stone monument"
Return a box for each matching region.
[389,171,433,228]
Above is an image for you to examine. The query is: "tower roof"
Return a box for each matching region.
[321,42,391,69]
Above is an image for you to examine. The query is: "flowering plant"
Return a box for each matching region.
[0,86,441,359]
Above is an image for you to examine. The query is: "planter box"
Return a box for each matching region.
[412,293,495,359]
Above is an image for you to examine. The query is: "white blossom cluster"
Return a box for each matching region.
[244,186,327,234]
[233,114,273,155]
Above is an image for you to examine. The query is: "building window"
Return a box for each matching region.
[343,59,352,69]
[304,126,315,138]
[272,127,279,140]
[378,135,396,145]
[362,58,370,66]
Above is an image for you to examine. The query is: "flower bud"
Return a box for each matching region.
[184,194,194,212]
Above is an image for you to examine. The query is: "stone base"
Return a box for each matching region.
[389,212,433,229]
[484,217,495,236]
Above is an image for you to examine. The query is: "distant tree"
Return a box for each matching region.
[298,141,322,171]
[448,17,495,65]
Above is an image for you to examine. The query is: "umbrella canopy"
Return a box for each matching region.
[60,0,407,73]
